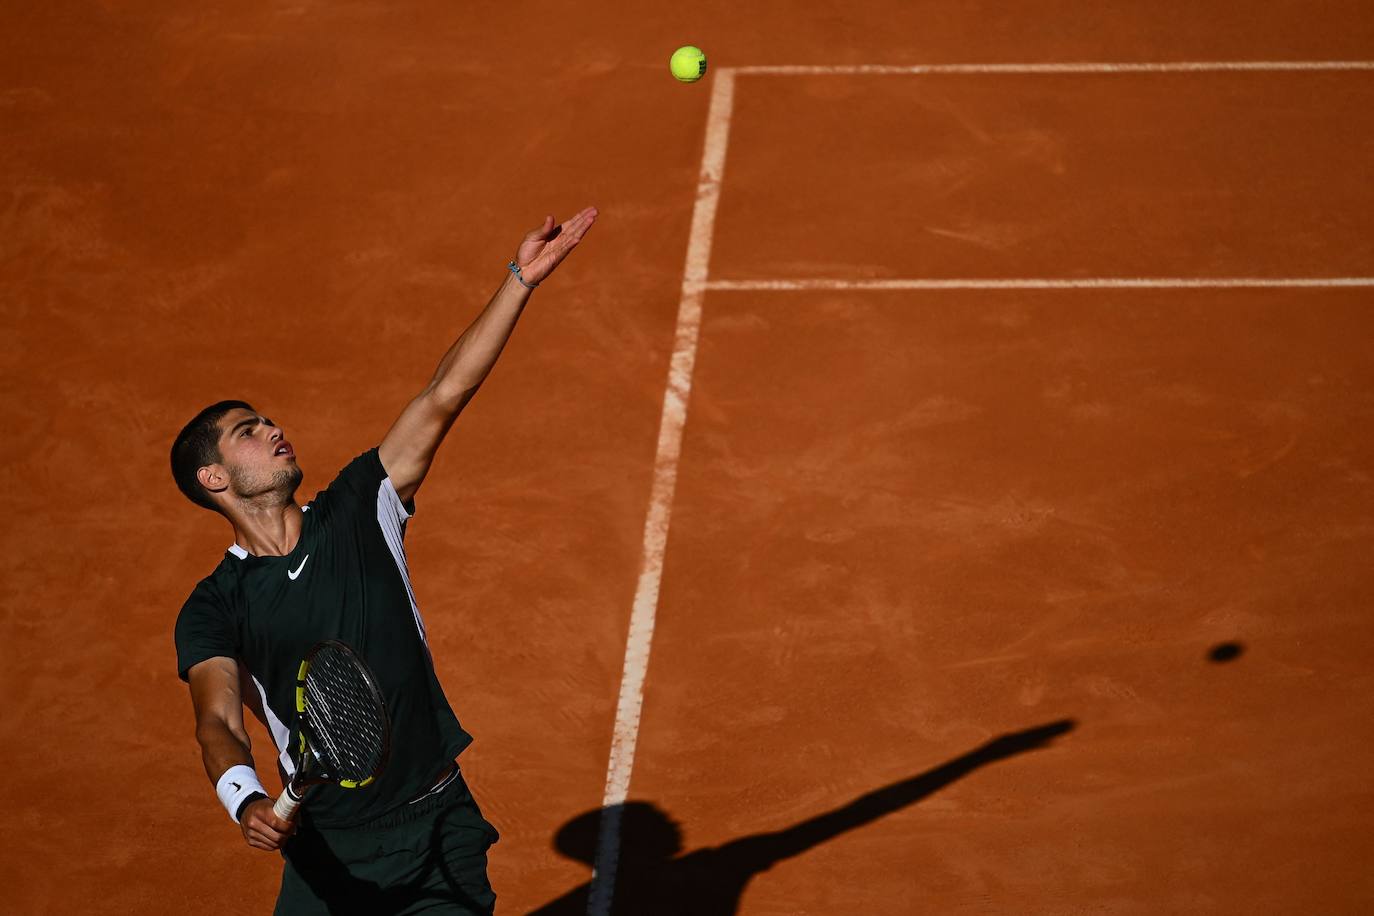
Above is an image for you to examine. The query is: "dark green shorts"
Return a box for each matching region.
[274,770,499,916]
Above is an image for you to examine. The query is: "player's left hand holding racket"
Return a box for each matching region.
[267,639,392,826]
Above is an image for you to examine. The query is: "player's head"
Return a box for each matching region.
[170,400,302,515]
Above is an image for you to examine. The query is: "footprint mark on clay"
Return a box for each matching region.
[1081,675,1140,701]
[1018,675,1047,707]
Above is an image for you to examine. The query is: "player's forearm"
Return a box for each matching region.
[195,717,255,784]
[427,272,534,412]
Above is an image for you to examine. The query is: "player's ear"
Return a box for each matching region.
[197,463,229,497]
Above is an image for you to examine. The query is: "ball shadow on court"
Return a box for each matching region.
[1208,641,1245,663]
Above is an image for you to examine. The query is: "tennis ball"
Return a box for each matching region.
[670,45,707,83]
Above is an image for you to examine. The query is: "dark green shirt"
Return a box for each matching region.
[174,448,472,828]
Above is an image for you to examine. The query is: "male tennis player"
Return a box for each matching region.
[171,207,597,915]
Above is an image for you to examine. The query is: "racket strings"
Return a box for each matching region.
[302,646,388,782]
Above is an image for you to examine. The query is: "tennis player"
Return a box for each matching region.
[171,207,597,915]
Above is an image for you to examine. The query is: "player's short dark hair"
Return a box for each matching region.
[170,400,255,512]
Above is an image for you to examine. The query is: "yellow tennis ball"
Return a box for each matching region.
[670,45,707,83]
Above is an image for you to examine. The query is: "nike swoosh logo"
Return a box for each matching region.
[287,554,310,580]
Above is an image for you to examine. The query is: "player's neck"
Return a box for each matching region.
[229,501,304,558]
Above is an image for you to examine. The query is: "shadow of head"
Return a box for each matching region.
[554,801,683,866]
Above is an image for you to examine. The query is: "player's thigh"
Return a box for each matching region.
[274,827,388,916]
[338,788,499,915]
[418,800,499,914]
[273,855,339,916]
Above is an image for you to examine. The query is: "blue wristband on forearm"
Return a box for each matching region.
[507,260,538,289]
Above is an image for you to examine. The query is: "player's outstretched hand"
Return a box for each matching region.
[240,797,297,851]
[979,719,1077,758]
[514,206,598,287]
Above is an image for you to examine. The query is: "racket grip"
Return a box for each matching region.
[273,785,303,822]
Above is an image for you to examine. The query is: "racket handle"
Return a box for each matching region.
[273,785,303,822]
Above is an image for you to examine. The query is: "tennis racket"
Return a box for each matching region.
[273,639,392,822]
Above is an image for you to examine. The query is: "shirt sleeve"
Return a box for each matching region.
[321,447,415,534]
[174,582,237,681]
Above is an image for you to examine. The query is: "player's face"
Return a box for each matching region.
[215,408,303,501]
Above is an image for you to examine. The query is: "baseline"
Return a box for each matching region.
[737,60,1374,75]
[705,278,1374,291]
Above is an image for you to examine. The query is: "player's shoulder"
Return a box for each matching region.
[178,552,242,616]
[334,446,386,484]
[316,446,388,504]
[174,553,246,679]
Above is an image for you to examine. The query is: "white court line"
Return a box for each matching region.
[736,60,1374,75]
[585,68,737,916]
[706,277,1374,290]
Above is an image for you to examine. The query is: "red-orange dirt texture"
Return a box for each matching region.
[3,2,1374,914]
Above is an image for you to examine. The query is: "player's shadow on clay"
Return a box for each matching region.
[527,718,1075,915]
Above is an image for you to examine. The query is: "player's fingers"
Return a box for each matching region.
[244,827,282,850]
[551,211,597,254]
[521,208,596,281]
[262,810,296,834]
[553,225,594,260]
[245,809,295,840]
[573,207,599,236]
[263,822,293,842]
[566,206,598,230]
[561,206,596,228]
[524,215,555,241]
[553,210,588,240]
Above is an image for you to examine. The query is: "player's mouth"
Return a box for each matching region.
[275,441,295,459]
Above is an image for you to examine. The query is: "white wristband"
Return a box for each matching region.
[216,764,268,823]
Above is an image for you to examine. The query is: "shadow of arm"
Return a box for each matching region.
[744,719,1076,866]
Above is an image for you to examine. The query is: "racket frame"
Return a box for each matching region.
[272,639,391,822]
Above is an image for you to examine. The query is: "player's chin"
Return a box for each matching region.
[259,466,303,504]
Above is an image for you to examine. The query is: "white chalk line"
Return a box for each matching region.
[733,60,1374,75]
[585,68,737,916]
[704,277,1374,291]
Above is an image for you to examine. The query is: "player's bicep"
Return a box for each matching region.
[379,387,459,504]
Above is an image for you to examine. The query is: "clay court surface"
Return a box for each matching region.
[4,3,1374,913]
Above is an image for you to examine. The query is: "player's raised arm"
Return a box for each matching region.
[380,207,598,503]
[186,656,295,851]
